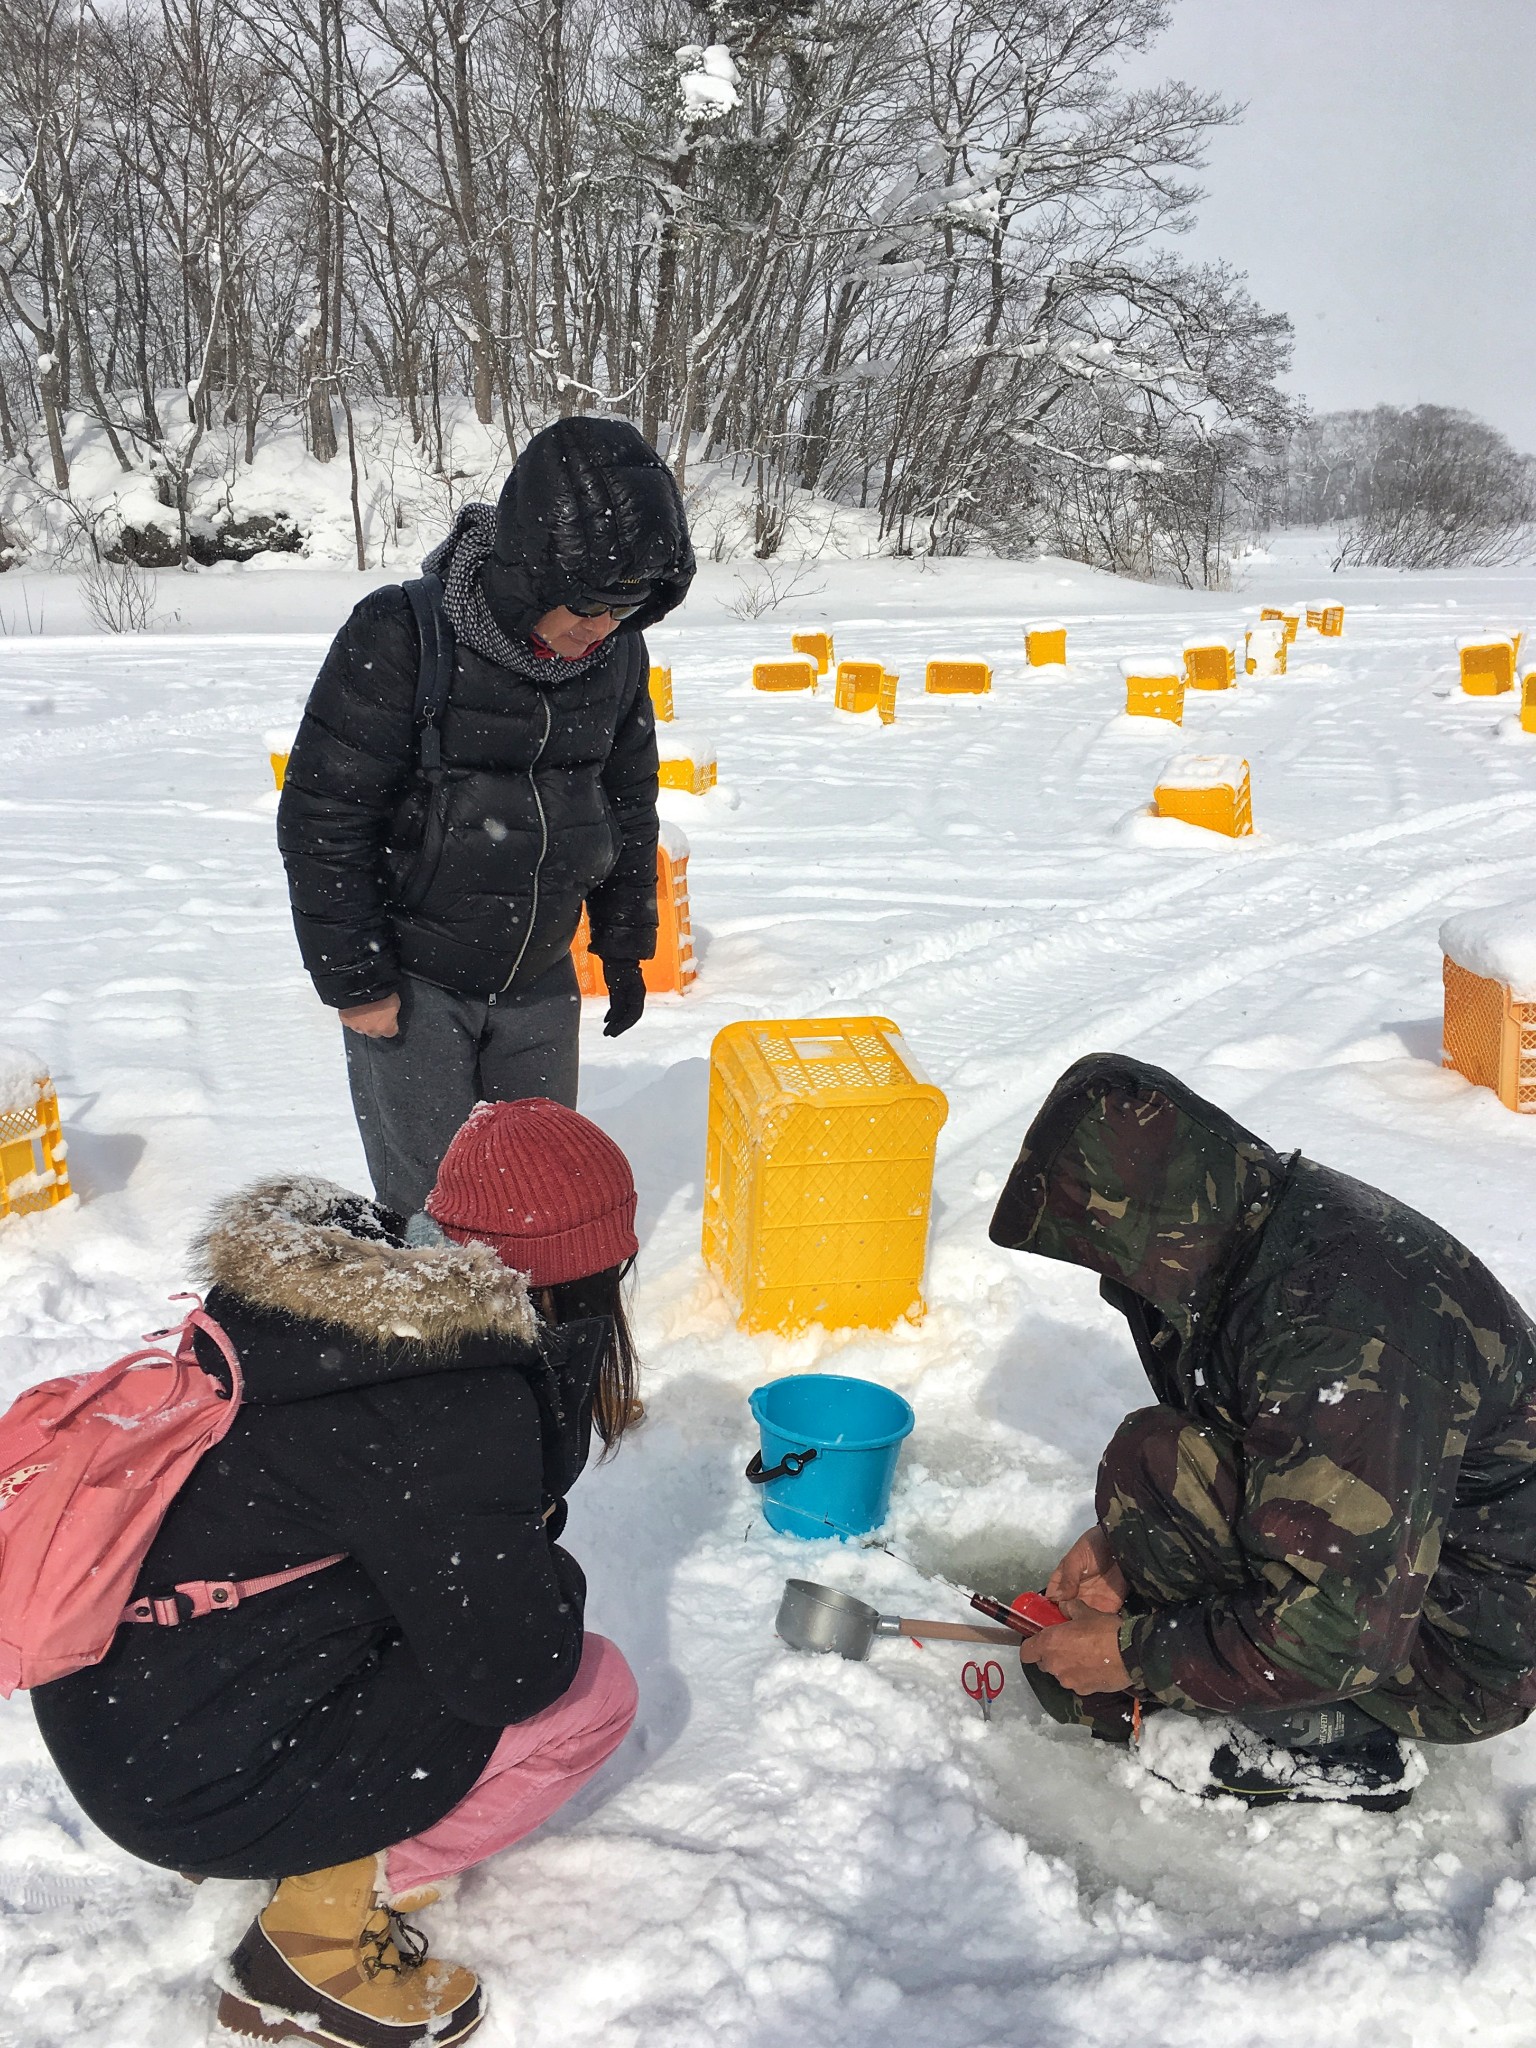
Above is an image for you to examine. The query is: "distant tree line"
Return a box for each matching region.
[0,0,1302,583]
[1280,405,1536,571]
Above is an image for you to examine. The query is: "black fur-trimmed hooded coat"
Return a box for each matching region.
[276,418,695,1006]
[32,1178,603,1880]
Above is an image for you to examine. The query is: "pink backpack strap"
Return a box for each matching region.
[121,1553,345,1628]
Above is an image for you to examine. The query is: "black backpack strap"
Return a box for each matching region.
[402,573,455,774]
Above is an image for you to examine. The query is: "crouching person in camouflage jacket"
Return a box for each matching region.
[989,1053,1536,1810]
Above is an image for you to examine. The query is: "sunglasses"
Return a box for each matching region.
[568,589,651,621]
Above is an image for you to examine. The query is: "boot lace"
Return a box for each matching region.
[360,1905,429,1980]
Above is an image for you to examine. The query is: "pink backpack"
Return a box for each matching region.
[0,1295,339,1696]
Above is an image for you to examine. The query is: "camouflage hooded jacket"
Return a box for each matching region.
[990,1054,1536,1742]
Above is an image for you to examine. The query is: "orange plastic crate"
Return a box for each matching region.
[791,631,834,675]
[572,830,696,998]
[1120,657,1184,723]
[1522,671,1536,735]
[1025,622,1067,666]
[925,659,991,695]
[648,665,674,722]
[702,1016,948,1334]
[834,660,882,713]
[1259,607,1301,644]
[657,738,716,795]
[877,671,899,725]
[1459,639,1516,695]
[265,727,294,790]
[1154,754,1253,838]
[754,658,818,692]
[1183,641,1236,691]
[1442,956,1536,1113]
[1244,625,1288,677]
[0,1069,72,1219]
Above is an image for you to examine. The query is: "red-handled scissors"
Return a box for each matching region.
[962,1659,1005,1722]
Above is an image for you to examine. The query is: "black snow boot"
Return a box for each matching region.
[1207,1701,1415,1812]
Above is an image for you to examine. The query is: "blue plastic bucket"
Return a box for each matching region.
[747,1373,915,1539]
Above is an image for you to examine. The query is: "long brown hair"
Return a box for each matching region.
[537,1259,642,1455]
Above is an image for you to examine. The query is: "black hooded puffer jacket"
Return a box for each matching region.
[32,1176,604,1879]
[277,419,695,1006]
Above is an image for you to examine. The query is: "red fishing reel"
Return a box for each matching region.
[969,1589,1069,1637]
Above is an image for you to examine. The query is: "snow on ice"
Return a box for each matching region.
[3,535,1536,2045]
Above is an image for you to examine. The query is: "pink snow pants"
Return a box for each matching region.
[384,1634,637,1895]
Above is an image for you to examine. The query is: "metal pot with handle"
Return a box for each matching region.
[775,1578,1021,1661]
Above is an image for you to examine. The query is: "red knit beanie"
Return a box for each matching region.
[425,1099,639,1286]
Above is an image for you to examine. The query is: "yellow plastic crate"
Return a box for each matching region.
[834,660,882,713]
[792,631,834,675]
[1183,641,1236,691]
[1459,638,1516,695]
[1154,754,1253,838]
[1244,624,1288,677]
[877,671,899,725]
[925,660,991,695]
[1120,658,1184,724]
[649,665,675,722]
[1259,607,1301,644]
[753,657,818,693]
[265,727,294,791]
[1304,602,1345,637]
[0,1070,72,1219]
[1522,671,1536,735]
[658,740,717,795]
[1442,956,1536,1113]
[1025,622,1067,666]
[702,1016,949,1335]
[572,828,695,998]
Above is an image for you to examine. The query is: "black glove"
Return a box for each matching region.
[601,959,647,1037]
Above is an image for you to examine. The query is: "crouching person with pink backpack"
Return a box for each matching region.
[15,1100,643,2048]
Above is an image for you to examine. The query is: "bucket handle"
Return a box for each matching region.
[746,1446,819,1486]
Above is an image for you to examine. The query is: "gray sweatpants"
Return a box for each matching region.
[343,957,580,1217]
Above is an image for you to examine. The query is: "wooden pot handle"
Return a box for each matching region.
[894,1618,1020,1645]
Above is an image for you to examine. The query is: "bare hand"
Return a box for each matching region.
[1018,1611,1131,1696]
[1046,1525,1129,1618]
[340,992,401,1038]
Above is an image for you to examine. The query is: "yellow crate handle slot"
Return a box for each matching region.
[746,1447,819,1485]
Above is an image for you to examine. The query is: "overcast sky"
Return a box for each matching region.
[1126,0,1536,450]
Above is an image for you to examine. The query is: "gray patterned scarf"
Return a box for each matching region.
[421,503,611,683]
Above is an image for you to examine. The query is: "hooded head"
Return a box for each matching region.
[988,1055,1284,1365]
[481,417,695,640]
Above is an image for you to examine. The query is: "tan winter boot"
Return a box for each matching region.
[217,1854,483,2046]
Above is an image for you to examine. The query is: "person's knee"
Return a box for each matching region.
[1097,1405,1188,1516]
[584,1635,639,1740]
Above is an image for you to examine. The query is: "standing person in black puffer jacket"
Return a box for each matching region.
[277,416,695,1217]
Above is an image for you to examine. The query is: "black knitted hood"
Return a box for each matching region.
[483,417,695,638]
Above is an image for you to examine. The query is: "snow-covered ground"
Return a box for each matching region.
[4,536,1536,2047]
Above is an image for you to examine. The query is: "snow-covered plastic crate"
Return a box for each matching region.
[0,1054,71,1220]
[1305,602,1345,636]
[754,657,818,693]
[264,728,294,791]
[925,659,991,695]
[658,730,717,795]
[572,824,695,998]
[1025,621,1067,666]
[648,665,674,722]
[1522,671,1536,735]
[1183,640,1236,691]
[702,1016,949,1335]
[1459,637,1516,696]
[1154,754,1253,838]
[834,660,882,713]
[1120,655,1184,723]
[1259,606,1302,644]
[792,631,834,676]
[1440,904,1536,1113]
[1245,623,1288,677]
[877,670,899,725]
